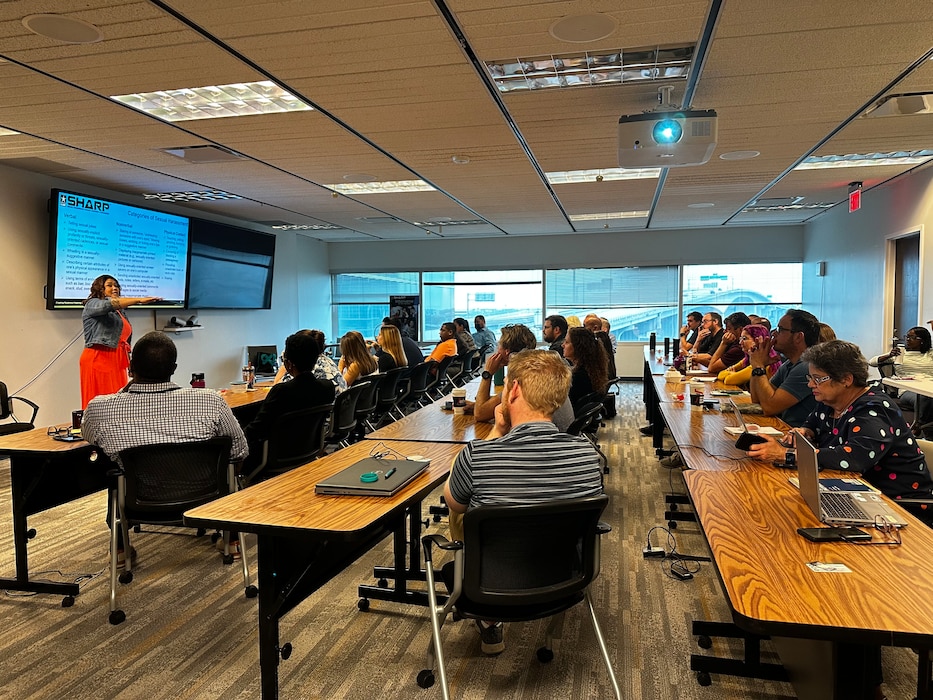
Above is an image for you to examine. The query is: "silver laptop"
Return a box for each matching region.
[315,456,429,496]
[795,433,908,527]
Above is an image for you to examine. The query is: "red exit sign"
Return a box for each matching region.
[848,182,862,213]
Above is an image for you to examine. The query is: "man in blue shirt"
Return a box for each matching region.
[472,315,496,356]
[748,309,820,427]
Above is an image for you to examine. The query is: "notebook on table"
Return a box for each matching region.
[795,433,907,527]
[315,457,430,496]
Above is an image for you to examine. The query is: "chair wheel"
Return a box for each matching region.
[196,528,206,537]
[697,635,712,649]
[62,595,75,608]
[536,647,554,663]
[109,609,126,625]
[119,571,133,584]
[210,532,222,543]
[668,520,678,530]
[696,670,712,686]
[358,598,370,611]
[26,528,36,539]
[378,578,388,588]
[133,525,141,533]
[278,642,292,660]
[223,554,234,565]
[416,669,435,688]
[670,503,679,512]
[245,585,258,599]
[432,514,442,522]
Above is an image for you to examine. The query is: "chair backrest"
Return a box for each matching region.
[353,373,387,418]
[374,366,407,412]
[472,343,492,371]
[917,438,933,465]
[877,361,899,398]
[461,495,608,608]
[262,403,334,473]
[328,381,367,441]
[414,360,439,397]
[0,381,12,420]
[573,391,606,415]
[118,436,233,524]
[567,402,604,436]
[430,354,457,395]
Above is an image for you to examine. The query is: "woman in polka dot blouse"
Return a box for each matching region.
[749,340,933,519]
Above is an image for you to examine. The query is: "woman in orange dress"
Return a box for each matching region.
[80,275,160,408]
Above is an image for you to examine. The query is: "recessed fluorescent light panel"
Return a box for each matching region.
[412,219,485,226]
[742,202,835,212]
[795,150,933,170]
[270,223,343,230]
[142,190,242,202]
[486,44,693,93]
[570,211,650,221]
[328,180,435,194]
[546,168,661,184]
[111,81,312,122]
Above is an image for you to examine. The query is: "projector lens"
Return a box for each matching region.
[652,118,683,145]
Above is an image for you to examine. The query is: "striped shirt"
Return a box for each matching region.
[82,381,248,464]
[447,421,603,509]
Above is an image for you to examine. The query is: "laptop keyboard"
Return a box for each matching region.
[822,492,871,521]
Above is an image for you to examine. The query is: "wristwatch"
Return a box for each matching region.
[751,367,767,377]
[481,370,493,381]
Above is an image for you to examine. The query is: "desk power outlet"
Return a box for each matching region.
[642,546,665,558]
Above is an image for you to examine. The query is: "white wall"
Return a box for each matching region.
[328,225,805,273]
[0,165,331,425]
[803,165,933,356]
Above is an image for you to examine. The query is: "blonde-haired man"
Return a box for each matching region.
[443,349,603,655]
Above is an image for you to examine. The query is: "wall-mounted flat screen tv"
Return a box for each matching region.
[186,219,275,309]
[47,189,189,309]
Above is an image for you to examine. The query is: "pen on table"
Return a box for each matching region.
[384,467,397,479]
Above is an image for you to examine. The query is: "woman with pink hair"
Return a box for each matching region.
[717,324,782,386]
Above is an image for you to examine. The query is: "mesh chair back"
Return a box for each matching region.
[461,495,607,608]
[353,373,387,422]
[119,437,232,524]
[573,391,606,415]
[430,354,457,396]
[374,366,407,413]
[263,403,334,473]
[450,350,475,386]
[410,360,438,402]
[327,382,367,443]
[567,402,604,436]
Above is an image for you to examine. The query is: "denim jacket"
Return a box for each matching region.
[82,298,127,348]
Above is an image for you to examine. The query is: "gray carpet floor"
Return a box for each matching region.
[0,382,921,699]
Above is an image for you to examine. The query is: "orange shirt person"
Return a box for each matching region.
[427,322,458,363]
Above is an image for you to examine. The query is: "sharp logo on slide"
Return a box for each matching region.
[60,193,109,212]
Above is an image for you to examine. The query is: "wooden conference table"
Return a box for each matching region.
[659,390,933,698]
[0,387,270,603]
[185,438,465,699]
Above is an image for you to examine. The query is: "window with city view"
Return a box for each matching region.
[331,263,803,342]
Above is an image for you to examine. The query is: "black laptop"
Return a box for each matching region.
[315,457,430,496]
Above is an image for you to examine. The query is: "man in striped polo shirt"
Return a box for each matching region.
[443,349,604,655]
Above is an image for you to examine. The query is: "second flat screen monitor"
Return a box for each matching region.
[186,219,275,309]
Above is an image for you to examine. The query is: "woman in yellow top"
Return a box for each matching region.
[338,330,378,386]
[717,324,781,386]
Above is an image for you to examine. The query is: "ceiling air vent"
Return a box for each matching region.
[159,145,246,163]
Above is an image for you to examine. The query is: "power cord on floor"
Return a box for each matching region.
[3,567,106,598]
[642,525,703,581]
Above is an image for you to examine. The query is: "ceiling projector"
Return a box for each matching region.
[618,109,718,168]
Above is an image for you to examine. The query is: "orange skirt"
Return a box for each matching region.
[80,344,129,408]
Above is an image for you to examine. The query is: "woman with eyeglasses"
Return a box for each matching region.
[748,340,933,509]
[716,324,782,387]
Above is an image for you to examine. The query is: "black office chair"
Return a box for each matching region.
[567,402,609,473]
[428,355,457,400]
[240,403,334,486]
[410,360,439,408]
[109,436,254,625]
[367,366,408,429]
[419,495,620,699]
[325,383,368,451]
[0,381,39,436]
[352,374,387,438]
[449,350,476,387]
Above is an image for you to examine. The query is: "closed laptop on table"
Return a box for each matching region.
[315,457,430,496]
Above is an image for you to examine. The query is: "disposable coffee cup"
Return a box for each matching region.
[452,388,467,415]
[71,410,84,430]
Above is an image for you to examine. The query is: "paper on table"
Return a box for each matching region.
[723,425,783,437]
